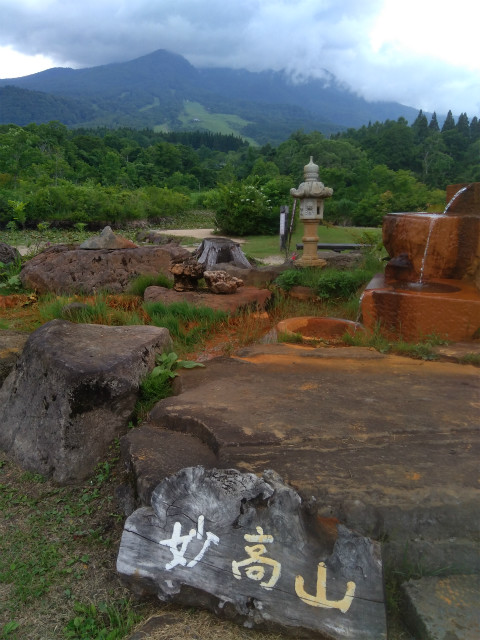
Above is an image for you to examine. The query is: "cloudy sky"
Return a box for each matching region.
[0,0,478,117]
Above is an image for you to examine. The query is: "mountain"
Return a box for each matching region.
[0,49,420,144]
[0,85,97,126]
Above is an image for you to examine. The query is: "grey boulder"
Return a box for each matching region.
[0,242,21,265]
[0,319,172,483]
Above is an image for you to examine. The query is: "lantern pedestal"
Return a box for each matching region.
[297,219,327,267]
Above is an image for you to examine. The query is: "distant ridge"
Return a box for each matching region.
[0,49,420,144]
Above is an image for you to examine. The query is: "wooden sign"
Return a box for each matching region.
[280,205,288,250]
[117,467,386,638]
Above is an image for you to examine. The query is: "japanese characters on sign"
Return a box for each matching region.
[159,518,356,613]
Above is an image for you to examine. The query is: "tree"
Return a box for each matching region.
[470,116,480,142]
[421,133,454,187]
[428,112,439,132]
[456,112,470,138]
[99,151,123,185]
[441,110,455,132]
[412,110,429,143]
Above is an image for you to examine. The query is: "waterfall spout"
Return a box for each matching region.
[443,184,472,214]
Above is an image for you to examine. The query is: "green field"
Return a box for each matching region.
[138,96,160,112]
[170,101,258,145]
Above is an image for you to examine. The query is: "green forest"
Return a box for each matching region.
[1,109,478,234]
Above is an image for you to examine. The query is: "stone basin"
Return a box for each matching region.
[362,183,480,342]
[362,274,480,342]
[276,316,365,342]
[382,211,480,284]
[392,282,461,294]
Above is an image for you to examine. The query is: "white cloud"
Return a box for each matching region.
[0,0,478,115]
[0,46,58,78]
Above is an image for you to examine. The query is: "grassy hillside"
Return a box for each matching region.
[170,101,257,145]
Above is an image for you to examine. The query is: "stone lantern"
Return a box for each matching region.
[290,157,333,267]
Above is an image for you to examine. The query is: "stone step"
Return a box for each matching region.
[402,574,480,639]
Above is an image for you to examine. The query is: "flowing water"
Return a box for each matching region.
[355,291,365,323]
[443,184,471,214]
[419,214,442,283]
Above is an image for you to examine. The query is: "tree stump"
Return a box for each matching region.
[117,466,386,638]
[194,237,251,270]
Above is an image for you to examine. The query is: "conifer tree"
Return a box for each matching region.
[456,112,470,137]
[441,110,455,132]
[428,112,439,132]
[412,109,429,142]
[470,116,480,142]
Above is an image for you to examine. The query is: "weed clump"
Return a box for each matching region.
[127,273,173,296]
[144,300,227,353]
[134,352,204,422]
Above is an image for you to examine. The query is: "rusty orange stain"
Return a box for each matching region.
[406,472,422,481]
[299,382,318,391]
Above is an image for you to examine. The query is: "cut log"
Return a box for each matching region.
[117,466,386,639]
[194,237,251,270]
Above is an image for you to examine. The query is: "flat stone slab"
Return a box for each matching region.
[402,574,480,639]
[124,343,480,571]
[144,286,271,313]
[432,341,480,363]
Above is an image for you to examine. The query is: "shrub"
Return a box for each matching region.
[204,181,277,236]
[275,255,384,300]
[142,186,191,219]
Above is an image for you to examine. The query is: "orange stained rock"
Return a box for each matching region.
[362,276,480,342]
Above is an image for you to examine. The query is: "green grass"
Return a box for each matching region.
[38,294,145,326]
[127,273,173,296]
[241,225,381,259]
[64,599,139,639]
[342,326,451,360]
[0,443,147,640]
[144,300,227,354]
[460,353,480,366]
[0,228,95,251]
[36,294,228,357]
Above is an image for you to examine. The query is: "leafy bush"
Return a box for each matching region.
[273,269,303,291]
[314,268,371,299]
[204,181,277,235]
[0,258,25,294]
[142,186,192,219]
